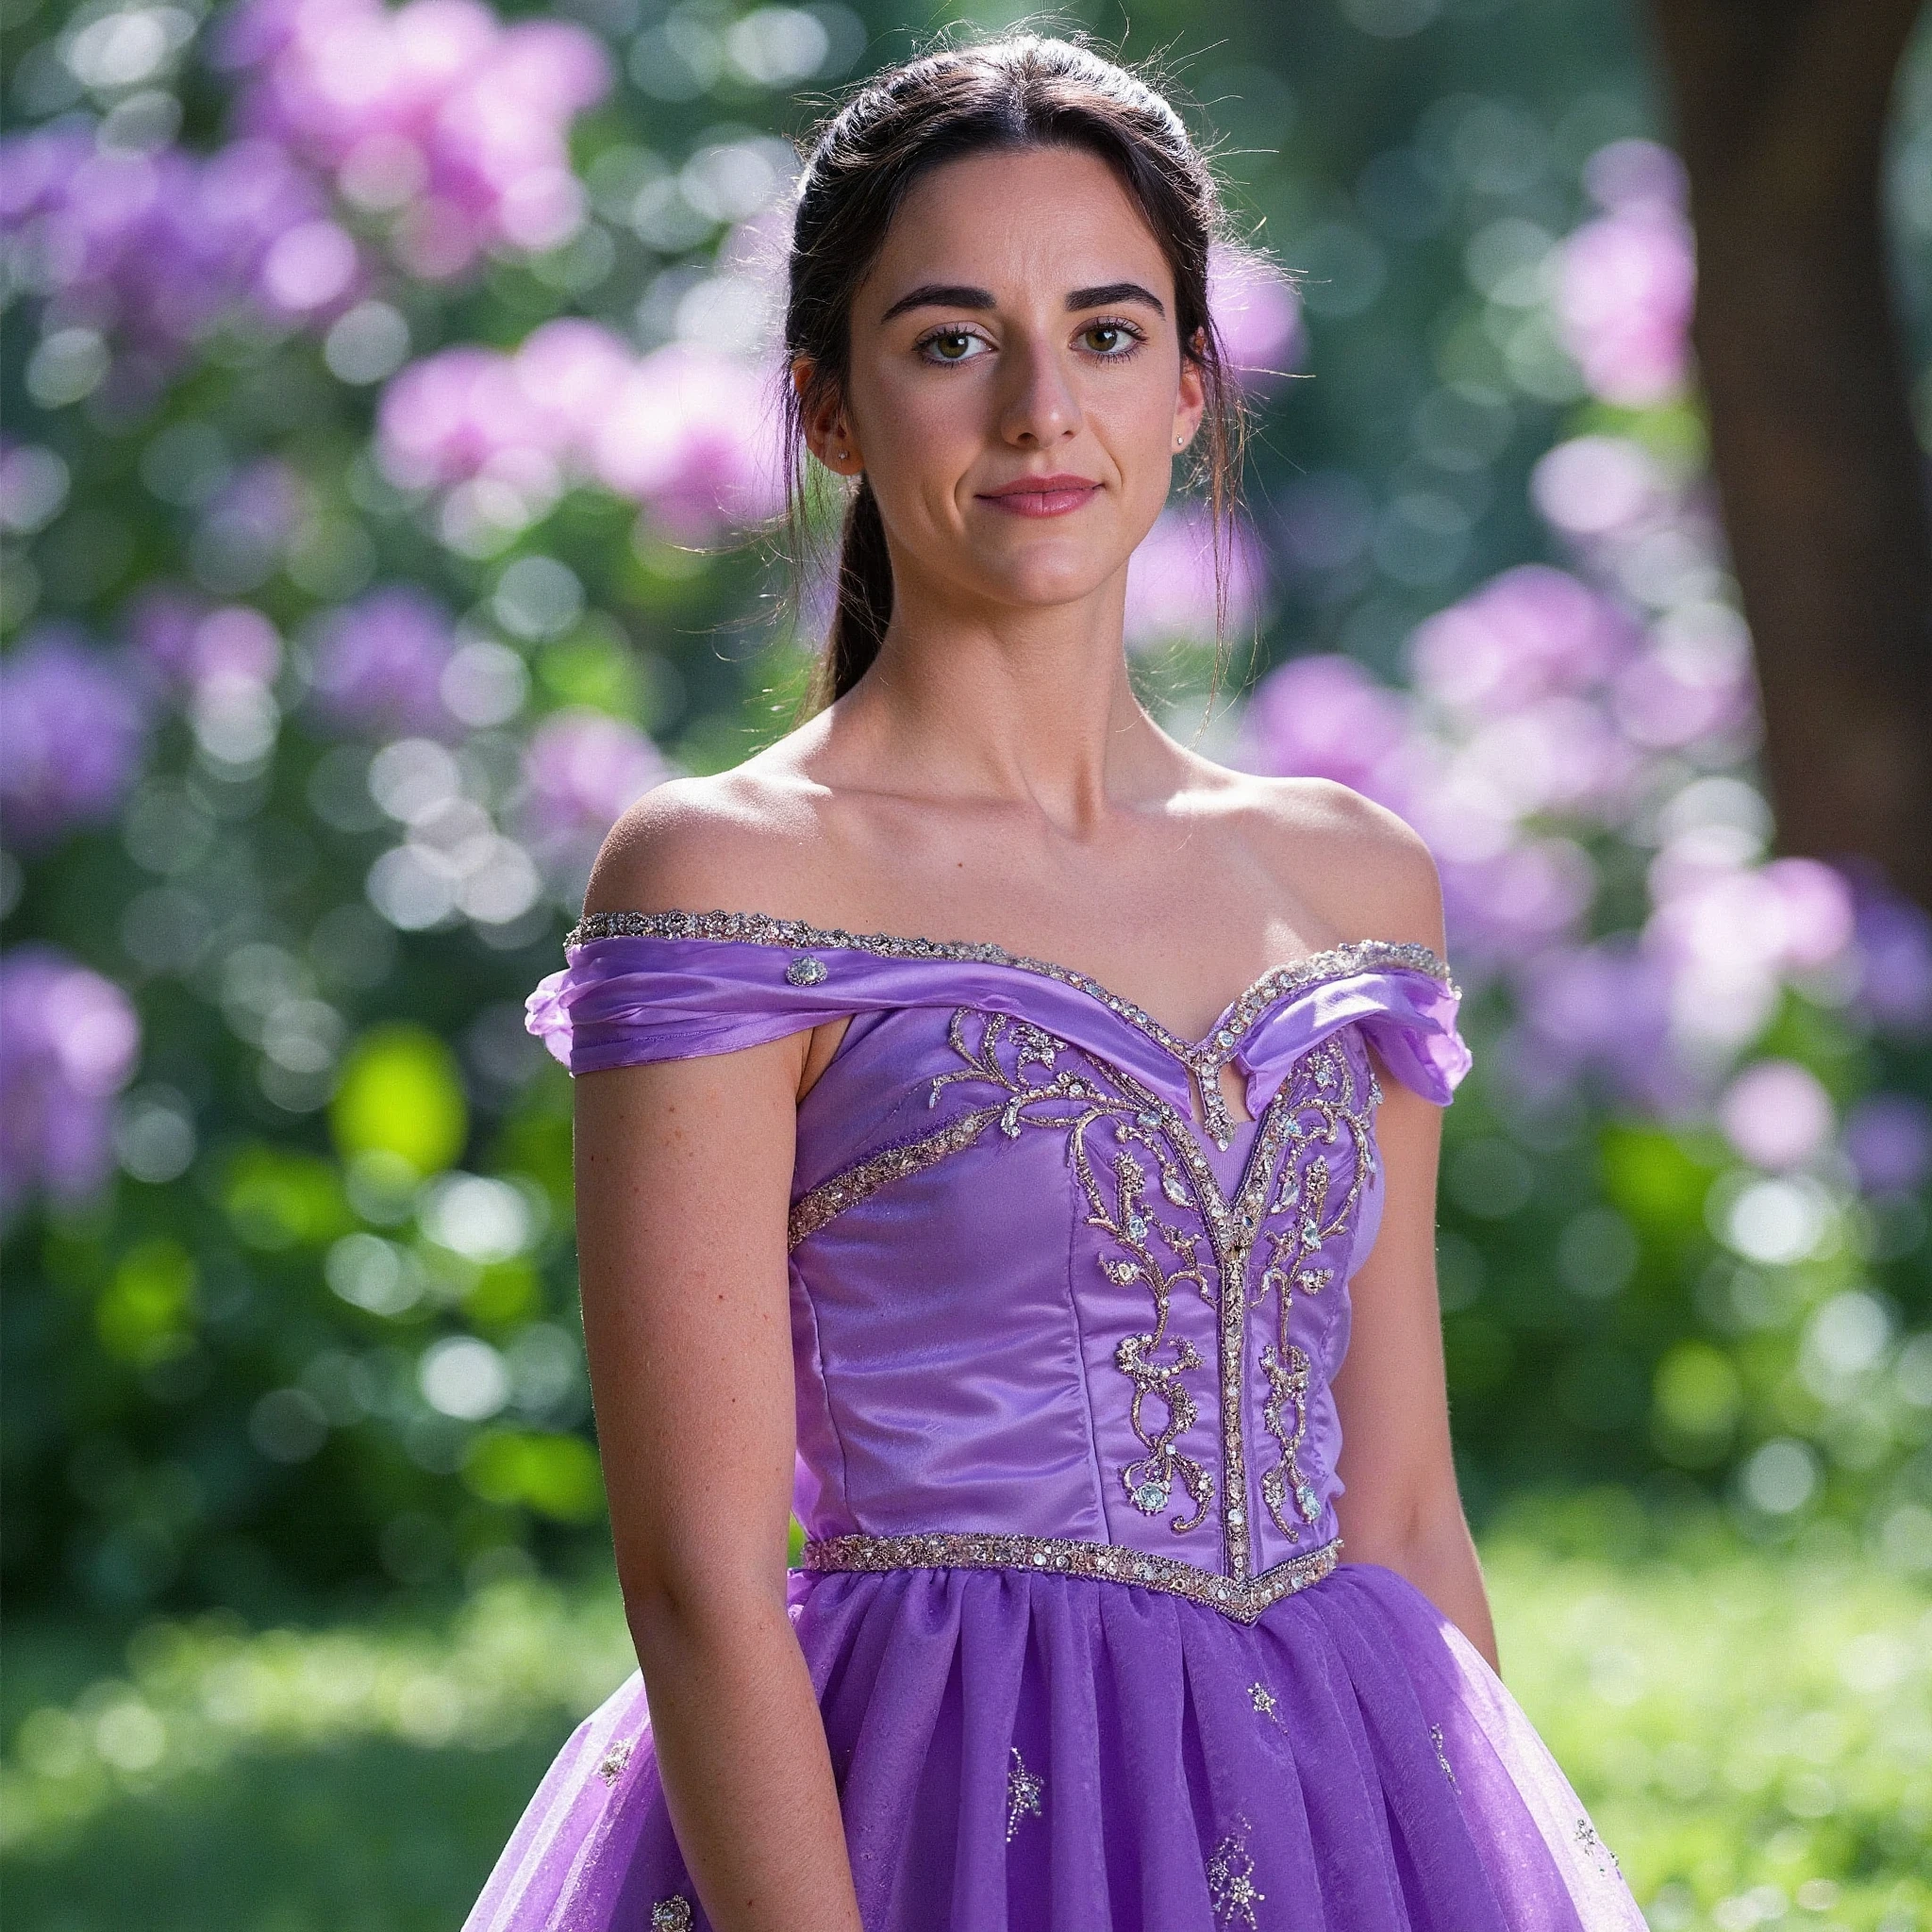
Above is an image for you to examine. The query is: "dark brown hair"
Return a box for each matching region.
[782,33,1248,712]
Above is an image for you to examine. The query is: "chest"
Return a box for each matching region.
[791,999,1386,1279]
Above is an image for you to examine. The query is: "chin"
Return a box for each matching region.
[968,546,1126,612]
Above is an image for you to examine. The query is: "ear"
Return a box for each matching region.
[1172,326,1209,455]
[792,357,862,475]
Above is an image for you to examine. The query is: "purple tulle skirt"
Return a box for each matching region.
[462,1559,1645,1931]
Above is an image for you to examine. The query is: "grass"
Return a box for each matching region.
[3,1503,1927,1931]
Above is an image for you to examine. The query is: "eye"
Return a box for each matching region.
[1077,317,1147,358]
[918,327,988,364]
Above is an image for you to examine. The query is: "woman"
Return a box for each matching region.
[472,35,1648,1932]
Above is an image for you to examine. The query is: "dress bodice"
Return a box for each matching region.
[525,908,1472,1623]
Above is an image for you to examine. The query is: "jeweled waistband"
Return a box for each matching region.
[797,1529,1342,1624]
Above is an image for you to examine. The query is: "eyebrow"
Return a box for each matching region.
[879,279,1168,322]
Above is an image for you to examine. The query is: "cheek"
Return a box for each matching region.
[1097,382,1184,500]
[851,374,989,525]
[1091,354,1187,454]
[857,363,977,454]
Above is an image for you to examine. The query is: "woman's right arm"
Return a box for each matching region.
[573,979,864,1928]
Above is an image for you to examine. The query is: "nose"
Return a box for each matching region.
[998,335,1082,448]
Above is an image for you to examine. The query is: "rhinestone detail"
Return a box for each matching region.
[785,955,828,986]
[1005,1746,1043,1841]
[1574,1815,1624,1879]
[1206,1819,1265,1927]
[1249,1681,1288,1732]
[787,1097,1008,1250]
[1253,1037,1378,1544]
[799,1529,1341,1624]
[649,1901,692,1931]
[564,907,1456,1145]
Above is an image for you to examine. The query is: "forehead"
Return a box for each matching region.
[866,144,1173,306]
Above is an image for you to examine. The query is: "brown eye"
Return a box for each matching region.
[1083,324,1125,354]
[930,331,975,360]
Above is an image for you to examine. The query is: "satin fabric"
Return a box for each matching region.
[464,924,1645,1931]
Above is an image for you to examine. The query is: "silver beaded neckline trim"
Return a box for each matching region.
[562,907,1457,1071]
[799,1529,1341,1624]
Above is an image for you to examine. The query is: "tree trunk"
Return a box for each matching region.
[1644,0,1932,914]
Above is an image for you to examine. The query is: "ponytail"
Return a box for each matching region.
[816,476,893,706]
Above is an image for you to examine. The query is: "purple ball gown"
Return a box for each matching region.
[468,908,1647,1932]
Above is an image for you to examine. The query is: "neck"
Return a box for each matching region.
[824,560,1175,831]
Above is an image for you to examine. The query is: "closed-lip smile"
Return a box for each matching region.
[975,474,1103,518]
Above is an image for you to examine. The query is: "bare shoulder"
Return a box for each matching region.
[581,760,832,923]
[1213,771,1446,958]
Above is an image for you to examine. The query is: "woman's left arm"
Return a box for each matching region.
[1318,801,1499,1674]
[1329,1058,1499,1673]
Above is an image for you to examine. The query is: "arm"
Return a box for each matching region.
[1309,796,1500,1674]
[573,858,863,1929]
[1328,1050,1500,1674]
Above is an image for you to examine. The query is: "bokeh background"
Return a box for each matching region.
[3,0,1931,1924]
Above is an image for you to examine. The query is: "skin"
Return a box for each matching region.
[574,142,1496,1932]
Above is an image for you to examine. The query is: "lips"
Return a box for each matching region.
[976,475,1102,518]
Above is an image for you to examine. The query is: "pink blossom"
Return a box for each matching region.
[377,342,558,489]
[1234,653,1410,801]
[1843,1093,1932,1195]
[1718,1058,1835,1171]
[1609,606,1757,753]
[1843,866,1932,1038]
[381,328,784,538]
[0,128,353,371]
[515,708,668,893]
[1757,858,1857,972]
[1451,838,1597,953]
[1530,435,1664,541]
[520,708,667,835]
[1581,138,1689,219]
[1208,248,1304,389]
[1453,694,1641,824]
[303,586,458,740]
[1503,937,1691,1116]
[592,342,785,538]
[1406,565,1637,716]
[0,627,151,850]
[1556,198,1694,408]
[514,318,637,448]
[1124,508,1265,651]
[221,0,609,280]
[0,944,142,1216]
[127,593,283,696]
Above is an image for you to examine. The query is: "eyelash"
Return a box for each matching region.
[911,317,1151,366]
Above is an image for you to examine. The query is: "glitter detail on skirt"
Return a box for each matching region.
[460,1559,1645,1932]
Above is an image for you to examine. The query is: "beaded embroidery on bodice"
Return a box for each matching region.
[529,908,1471,1622]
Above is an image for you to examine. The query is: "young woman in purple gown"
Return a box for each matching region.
[472,34,1649,1932]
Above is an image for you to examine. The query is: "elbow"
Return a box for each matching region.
[619,1549,791,1673]
[1341,1471,1468,1577]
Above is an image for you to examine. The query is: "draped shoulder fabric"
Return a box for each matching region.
[471,910,1641,1932]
